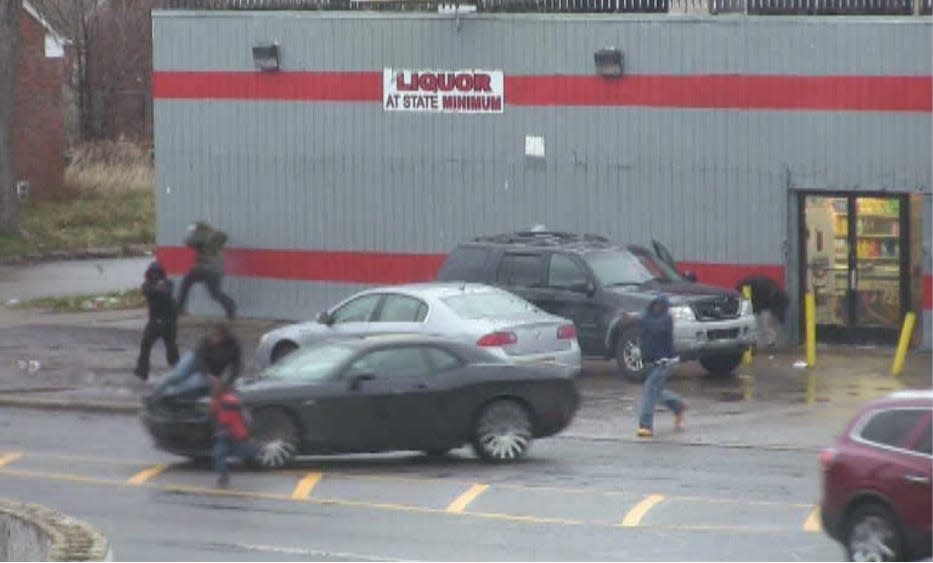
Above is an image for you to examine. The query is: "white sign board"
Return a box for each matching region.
[383,69,504,114]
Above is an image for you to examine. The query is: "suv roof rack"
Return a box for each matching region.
[474,231,612,247]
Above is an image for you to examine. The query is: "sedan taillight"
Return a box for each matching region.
[557,324,577,340]
[477,331,518,347]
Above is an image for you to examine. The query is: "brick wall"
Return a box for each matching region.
[13,6,66,201]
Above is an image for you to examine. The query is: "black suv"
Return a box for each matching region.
[436,230,757,380]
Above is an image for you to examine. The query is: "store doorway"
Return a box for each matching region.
[799,193,910,345]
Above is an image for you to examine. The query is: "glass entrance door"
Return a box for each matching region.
[801,194,908,344]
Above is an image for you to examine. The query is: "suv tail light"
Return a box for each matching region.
[477,331,518,347]
[557,324,577,340]
[819,448,837,471]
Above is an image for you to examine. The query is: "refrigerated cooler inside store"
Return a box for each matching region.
[802,194,911,344]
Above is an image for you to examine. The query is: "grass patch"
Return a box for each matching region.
[5,289,145,313]
[0,141,155,258]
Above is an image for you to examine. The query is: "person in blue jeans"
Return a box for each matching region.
[637,294,687,438]
[210,377,257,488]
[148,324,242,402]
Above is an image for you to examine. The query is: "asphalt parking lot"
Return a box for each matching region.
[0,407,836,561]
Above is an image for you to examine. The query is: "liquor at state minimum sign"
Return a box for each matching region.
[383,69,505,114]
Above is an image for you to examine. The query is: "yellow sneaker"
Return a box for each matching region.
[636,427,653,438]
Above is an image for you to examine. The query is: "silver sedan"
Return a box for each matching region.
[254,283,582,373]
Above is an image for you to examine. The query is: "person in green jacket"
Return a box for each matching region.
[176,221,236,320]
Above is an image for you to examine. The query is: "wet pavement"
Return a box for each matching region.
[0,270,929,560]
[0,306,929,450]
[0,408,839,561]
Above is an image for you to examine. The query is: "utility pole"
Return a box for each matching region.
[0,0,22,234]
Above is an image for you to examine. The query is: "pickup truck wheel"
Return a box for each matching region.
[615,328,649,383]
[699,352,743,376]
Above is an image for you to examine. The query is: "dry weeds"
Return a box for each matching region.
[62,140,154,197]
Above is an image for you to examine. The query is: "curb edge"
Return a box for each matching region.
[0,499,112,561]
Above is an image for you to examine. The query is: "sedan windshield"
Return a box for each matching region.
[442,291,538,319]
[263,343,355,382]
[585,251,674,287]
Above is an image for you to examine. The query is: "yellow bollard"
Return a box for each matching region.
[742,285,753,365]
[891,312,917,376]
[805,292,817,368]
[739,374,754,401]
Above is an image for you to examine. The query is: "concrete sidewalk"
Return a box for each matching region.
[0,307,929,452]
[0,258,151,304]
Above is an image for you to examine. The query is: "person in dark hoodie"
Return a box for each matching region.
[636,294,687,438]
[150,323,243,401]
[134,261,179,381]
[735,276,789,349]
[176,221,236,320]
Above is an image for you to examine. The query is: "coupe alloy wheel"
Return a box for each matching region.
[256,438,297,469]
[473,401,532,462]
[250,410,299,469]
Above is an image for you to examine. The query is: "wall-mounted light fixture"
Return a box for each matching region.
[252,43,280,72]
[594,47,624,78]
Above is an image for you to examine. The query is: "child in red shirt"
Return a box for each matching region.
[210,377,257,488]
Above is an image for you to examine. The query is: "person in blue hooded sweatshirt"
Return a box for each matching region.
[637,294,687,438]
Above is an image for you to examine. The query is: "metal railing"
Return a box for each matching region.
[159,0,932,13]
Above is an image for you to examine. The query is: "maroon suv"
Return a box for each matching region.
[820,390,932,561]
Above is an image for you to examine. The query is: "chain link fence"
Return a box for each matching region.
[159,0,931,12]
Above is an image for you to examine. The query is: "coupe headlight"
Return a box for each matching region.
[740,298,753,316]
[670,305,695,322]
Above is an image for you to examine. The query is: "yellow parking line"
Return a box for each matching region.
[0,452,23,468]
[291,472,323,500]
[464,510,581,526]
[803,506,822,532]
[0,467,820,535]
[620,494,665,527]
[673,494,814,508]
[127,464,168,485]
[2,468,131,488]
[0,450,819,509]
[446,483,489,513]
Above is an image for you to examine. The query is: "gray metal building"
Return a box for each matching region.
[152,11,933,348]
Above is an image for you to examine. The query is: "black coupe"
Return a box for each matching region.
[141,335,579,467]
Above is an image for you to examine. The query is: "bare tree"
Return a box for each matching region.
[87,0,154,141]
[28,0,99,141]
[0,0,21,234]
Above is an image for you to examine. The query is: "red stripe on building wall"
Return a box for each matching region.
[155,246,447,285]
[677,262,785,290]
[152,71,933,112]
[153,71,381,102]
[155,246,774,290]
[155,247,933,311]
[507,75,932,112]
